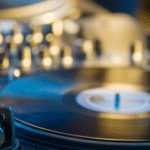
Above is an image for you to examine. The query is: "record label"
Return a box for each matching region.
[76,85,150,114]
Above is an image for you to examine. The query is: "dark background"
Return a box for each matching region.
[94,0,142,16]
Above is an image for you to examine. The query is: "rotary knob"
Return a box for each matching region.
[0,48,9,69]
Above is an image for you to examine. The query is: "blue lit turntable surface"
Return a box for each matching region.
[1,68,150,142]
[0,70,74,100]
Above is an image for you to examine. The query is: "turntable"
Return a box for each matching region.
[1,67,150,149]
[0,0,150,150]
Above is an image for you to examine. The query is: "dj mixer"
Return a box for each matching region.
[0,0,150,149]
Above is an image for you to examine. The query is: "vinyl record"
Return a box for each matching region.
[1,67,150,149]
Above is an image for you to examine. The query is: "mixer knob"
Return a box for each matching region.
[0,32,4,46]
[0,48,5,64]
[5,36,11,50]
[31,26,44,47]
[32,31,43,45]
[0,48,9,69]
[130,43,134,65]
[62,45,73,68]
[52,20,63,37]
[48,36,61,58]
[94,39,101,57]
[7,24,24,58]
[77,25,84,39]
[74,48,86,61]
[8,68,21,82]
[73,38,86,61]
[82,39,94,60]
[63,19,80,46]
[45,33,54,45]
[20,46,32,72]
[130,40,143,66]
[12,31,24,46]
[39,45,52,69]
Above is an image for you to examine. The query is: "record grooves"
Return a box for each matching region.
[1,67,150,149]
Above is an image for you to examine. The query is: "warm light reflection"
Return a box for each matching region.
[14,69,21,77]
[42,57,52,67]
[99,113,150,119]
[62,56,73,68]
[2,56,9,69]
[82,40,93,59]
[43,13,55,24]
[21,47,31,68]
[104,83,137,91]
[49,45,60,56]
[21,59,31,67]
[83,40,93,52]
[133,52,142,62]
[32,32,43,44]
[45,33,54,42]
[111,54,123,65]
[0,34,3,45]
[63,19,79,34]
[52,20,63,37]
[133,40,143,62]
[13,33,24,44]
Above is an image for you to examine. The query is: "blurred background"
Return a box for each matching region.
[94,0,149,29]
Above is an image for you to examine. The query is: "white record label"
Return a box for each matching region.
[76,87,150,114]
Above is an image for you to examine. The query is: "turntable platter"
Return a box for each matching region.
[1,67,150,149]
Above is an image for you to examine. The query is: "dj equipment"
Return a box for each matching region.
[0,0,150,149]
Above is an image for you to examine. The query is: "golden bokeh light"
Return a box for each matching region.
[43,13,55,24]
[14,69,21,77]
[62,56,73,68]
[82,40,94,59]
[42,57,52,68]
[49,45,60,56]
[45,33,54,42]
[2,56,9,69]
[0,34,3,45]
[133,52,142,62]
[52,20,63,37]
[21,47,32,68]
[63,19,79,34]
[133,40,143,63]
[32,32,43,44]
[21,59,31,68]
[13,33,24,44]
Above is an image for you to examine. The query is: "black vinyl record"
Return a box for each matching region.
[1,67,150,149]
